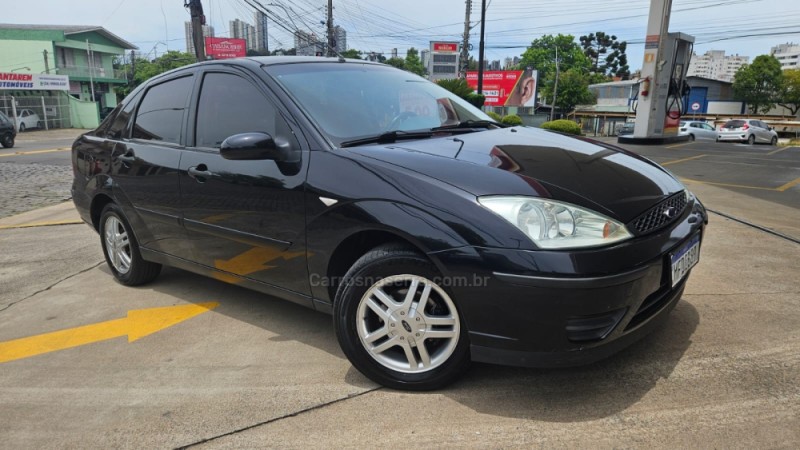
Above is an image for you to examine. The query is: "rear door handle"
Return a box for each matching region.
[188,164,213,182]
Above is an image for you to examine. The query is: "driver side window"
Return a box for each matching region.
[195,72,296,149]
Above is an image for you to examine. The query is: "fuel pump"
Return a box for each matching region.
[619,0,696,144]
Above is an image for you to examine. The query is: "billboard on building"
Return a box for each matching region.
[429,41,460,82]
[466,69,537,107]
[205,37,247,59]
[0,72,69,91]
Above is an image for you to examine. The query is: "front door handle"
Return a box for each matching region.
[188,164,213,182]
[116,150,135,164]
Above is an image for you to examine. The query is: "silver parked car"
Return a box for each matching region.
[679,121,717,141]
[717,119,777,145]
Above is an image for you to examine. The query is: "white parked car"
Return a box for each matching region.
[15,108,42,132]
[717,119,777,145]
[679,121,718,141]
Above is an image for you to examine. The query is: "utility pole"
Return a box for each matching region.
[477,0,486,94]
[86,39,96,103]
[326,0,335,56]
[550,46,560,121]
[185,0,206,62]
[42,50,50,74]
[460,0,471,78]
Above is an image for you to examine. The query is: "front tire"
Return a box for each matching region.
[19,123,25,132]
[689,134,695,142]
[771,136,778,146]
[334,244,470,390]
[99,203,161,286]
[747,134,755,145]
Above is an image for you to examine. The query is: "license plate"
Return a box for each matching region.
[670,234,701,288]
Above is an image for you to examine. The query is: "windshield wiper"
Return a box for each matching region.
[340,130,434,148]
[430,120,506,132]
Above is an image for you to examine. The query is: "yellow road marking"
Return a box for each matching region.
[766,146,795,156]
[776,177,800,192]
[0,303,218,364]
[661,154,708,166]
[214,246,305,284]
[665,142,692,149]
[0,147,70,157]
[680,177,790,192]
[0,220,84,230]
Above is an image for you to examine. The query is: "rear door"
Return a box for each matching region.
[179,67,311,297]
[109,73,194,257]
[699,122,717,140]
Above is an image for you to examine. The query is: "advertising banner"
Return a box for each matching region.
[432,42,458,53]
[205,37,247,59]
[0,72,69,91]
[466,69,537,107]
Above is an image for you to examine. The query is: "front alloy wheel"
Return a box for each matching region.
[334,244,470,390]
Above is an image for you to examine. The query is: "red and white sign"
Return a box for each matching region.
[432,42,458,53]
[205,37,246,59]
[0,72,69,91]
[467,70,537,107]
[691,102,701,111]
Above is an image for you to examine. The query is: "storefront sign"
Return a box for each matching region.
[205,37,247,59]
[0,72,70,91]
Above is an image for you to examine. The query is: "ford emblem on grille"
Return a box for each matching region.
[663,206,677,218]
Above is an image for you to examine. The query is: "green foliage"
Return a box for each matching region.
[778,69,800,115]
[579,32,630,79]
[465,93,485,108]
[553,69,597,111]
[518,34,591,83]
[270,48,296,56]
[541,119,582,135]
[733,55,783,115]
[385,57,406,70]
[340,49,363,59]
[404,48,426,76]
[501,114,523,126]
[115,50,196,97]
[246,49,269,56]
[436,78,474,98]
[486,111,502,121]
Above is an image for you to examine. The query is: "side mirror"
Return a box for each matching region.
[220,132,297,162]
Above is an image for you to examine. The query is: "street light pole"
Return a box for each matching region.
[550,46,560,121]
[477,0,486,94]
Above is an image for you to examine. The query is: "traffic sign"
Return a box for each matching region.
[690,102,701,112]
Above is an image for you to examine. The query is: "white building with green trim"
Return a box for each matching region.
[0,24,137,127]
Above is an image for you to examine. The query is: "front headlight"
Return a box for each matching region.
[478,196,633,249]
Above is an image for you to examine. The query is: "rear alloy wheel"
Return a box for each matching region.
[771,136,778,146]
[334,244,470,390]
[100,203,161,286]
[747,134,755,145]
[1,133,13,148]
[689,134,695,141]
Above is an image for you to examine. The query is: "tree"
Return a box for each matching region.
[115,50,196,97]
[404,47,426,76]
[539,68,596,112]
[436,78,485,108]
[778,69,800,115]
[270,48,296,56]
[733,55,783,115]
[340,49,363,59]
[579,32,630,79]
[385,57,406,70]
[246,49,269,56]
[518,34,591,83]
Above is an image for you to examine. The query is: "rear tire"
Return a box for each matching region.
[19,123,25,132]
[334,244,470,390]
[689,134,695,142]
[1,133,13,148]
[747,134,755,145]
[99,203,161,286]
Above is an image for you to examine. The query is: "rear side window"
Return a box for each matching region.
[195,72,295,149]
[132,76,193,145]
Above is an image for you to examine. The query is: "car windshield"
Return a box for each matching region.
[265,62,494,146]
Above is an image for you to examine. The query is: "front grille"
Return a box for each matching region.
[566,308,627,343]
[629,191,687,235]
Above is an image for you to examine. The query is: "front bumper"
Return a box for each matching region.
[431,196,706,368]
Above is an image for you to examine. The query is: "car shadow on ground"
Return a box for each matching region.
[122,265,699,420]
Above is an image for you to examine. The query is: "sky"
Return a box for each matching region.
[4,0,799,69]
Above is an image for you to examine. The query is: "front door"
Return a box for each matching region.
[179,69,310,296]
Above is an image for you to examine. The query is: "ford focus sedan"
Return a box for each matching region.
[72,57,707,390]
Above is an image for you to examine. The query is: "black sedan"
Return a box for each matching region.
[0,111,16,148]
[71,57,706,390]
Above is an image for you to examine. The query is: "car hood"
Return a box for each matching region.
[348,127,685,222]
